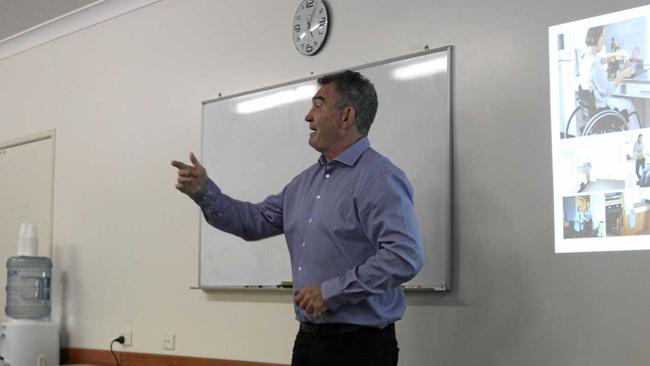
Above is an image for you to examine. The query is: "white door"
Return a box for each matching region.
[0,133,54,321]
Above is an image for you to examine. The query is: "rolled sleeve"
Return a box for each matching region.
[320,279,342,311]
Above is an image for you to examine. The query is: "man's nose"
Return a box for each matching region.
[305,111,313,122]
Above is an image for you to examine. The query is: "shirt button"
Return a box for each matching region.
[325,173,330,178]
[308,218,312,223]
[298,266,302,271]
[316,195,321,199]
[302,241,306,247]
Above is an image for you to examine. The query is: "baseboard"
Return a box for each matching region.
[61,348,288,366]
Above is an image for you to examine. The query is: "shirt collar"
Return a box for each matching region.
[318,137,371,167]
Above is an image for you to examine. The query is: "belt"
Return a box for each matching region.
[299,322,393,336]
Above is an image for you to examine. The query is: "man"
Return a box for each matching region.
[634,134,645,184]
[582,204,593,237]
[574,206,584,238]
[172,70,423,366]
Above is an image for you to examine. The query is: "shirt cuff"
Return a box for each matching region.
[320,278,342,311]
[190,179,221,205]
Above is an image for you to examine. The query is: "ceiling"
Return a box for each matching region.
[0,0,96,41]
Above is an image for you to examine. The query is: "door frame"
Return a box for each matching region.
[0,129,56,256]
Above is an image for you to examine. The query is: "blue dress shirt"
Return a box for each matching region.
[191,137,423,328]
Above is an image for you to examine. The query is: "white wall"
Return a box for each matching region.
[1,0,650,365]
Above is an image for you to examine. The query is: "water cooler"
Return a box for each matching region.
[0,224,59,366]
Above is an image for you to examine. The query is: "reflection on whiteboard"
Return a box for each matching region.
[550,5,650,253]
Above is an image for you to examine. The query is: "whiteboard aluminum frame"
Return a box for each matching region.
[196,46,453,292]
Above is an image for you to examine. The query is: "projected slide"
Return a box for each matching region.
[550,5,650,253]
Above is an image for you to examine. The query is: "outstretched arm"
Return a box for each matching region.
[171,153,284,241]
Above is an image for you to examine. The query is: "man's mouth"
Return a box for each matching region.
[309,126,316,136]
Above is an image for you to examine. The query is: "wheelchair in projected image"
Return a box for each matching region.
[564,87,639,137]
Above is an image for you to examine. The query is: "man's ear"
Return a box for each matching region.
[340,106,356,130]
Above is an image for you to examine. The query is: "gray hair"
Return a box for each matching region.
[317,70,378,136]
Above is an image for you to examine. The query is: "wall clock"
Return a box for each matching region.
[292,0,329,56]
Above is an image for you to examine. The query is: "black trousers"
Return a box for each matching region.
[637,158,646,180]
[291,323,399,366]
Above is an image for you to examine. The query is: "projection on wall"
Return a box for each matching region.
[550,5,650,253]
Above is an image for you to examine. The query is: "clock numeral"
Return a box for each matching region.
[306,44,313,52]
[306,0,315,8]
[319,29,324,35]
[294,24,301,32]
[319,17,327,27]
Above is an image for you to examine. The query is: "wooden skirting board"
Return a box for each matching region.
[62,348,288,366]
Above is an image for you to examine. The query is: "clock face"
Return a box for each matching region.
[292,0,329,56]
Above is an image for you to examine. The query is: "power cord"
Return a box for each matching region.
[110,336,125,366]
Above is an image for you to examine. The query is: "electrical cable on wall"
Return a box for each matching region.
[110,336,125,366]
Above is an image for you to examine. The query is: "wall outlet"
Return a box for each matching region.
[121,331,132,347]
[163,333,175,350]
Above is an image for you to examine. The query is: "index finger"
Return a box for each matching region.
[171,160,192,170]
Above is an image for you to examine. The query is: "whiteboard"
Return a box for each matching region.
[200,47,452,290]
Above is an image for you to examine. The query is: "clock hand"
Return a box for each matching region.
[300,1,315,40]
[307,1,318,33]
[299,21,309,40]
[298,14,310,40]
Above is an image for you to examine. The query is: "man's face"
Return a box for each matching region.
[305,83,344,156]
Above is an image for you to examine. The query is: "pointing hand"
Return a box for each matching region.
[171,153,208,196]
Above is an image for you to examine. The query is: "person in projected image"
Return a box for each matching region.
[639,164,650,187]
[634,134,646,184]
[574,206,585,238]
[582,204,593,237]
[580,26,639,129]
